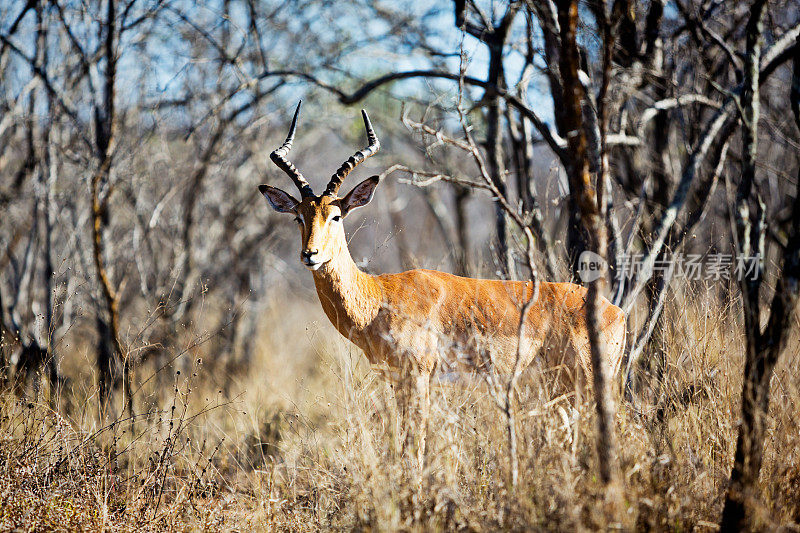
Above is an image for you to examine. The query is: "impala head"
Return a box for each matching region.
[259,102,381,271]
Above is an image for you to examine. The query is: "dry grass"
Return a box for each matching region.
[2,289,800,531]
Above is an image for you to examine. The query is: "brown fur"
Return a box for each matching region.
[262,184,627,467]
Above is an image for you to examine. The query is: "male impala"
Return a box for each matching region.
[259,103,627,466]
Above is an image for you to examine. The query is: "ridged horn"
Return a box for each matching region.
[324,109,380,197]
[270,101,314,197]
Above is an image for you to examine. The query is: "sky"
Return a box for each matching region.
[0,0,557,127]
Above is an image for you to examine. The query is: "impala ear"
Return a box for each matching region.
[259,184,299,213]
[341,176,380,217]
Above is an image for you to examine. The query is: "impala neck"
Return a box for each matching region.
[311,236,381,339]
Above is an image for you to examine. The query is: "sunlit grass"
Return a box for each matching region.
[1,289,799,530]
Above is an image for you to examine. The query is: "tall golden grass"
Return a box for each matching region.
[2,285,799,531]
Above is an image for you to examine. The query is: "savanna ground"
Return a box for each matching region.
[2,282,799,531]
[3,0,800,529]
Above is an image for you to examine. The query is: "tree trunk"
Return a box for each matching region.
[36,0,62,405]
[91,0,132,417]
[454,186,471,277]
[0,285,9,389]
[720,2,798,529]
[556,0,621,498]
[485,66,511,278]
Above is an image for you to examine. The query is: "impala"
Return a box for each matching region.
[259,103,627,467]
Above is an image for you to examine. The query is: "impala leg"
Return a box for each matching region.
[396,367,431,474]
[413,372,431,470]
[392,379,409,456]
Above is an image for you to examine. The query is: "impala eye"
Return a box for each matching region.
[332,215,341,222]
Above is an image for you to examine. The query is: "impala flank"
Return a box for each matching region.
[258,102,627,467]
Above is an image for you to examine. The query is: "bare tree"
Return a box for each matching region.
[2,1,800,526]
[555,0,621,506]
[721,7,800,529]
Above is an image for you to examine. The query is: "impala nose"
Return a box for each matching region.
[301,249,318,261]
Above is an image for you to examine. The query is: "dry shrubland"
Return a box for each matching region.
[2,286,799,531]
[3,0,800,530]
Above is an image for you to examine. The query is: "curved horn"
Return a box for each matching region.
[270,101,314,197]
[324,109,380,197]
